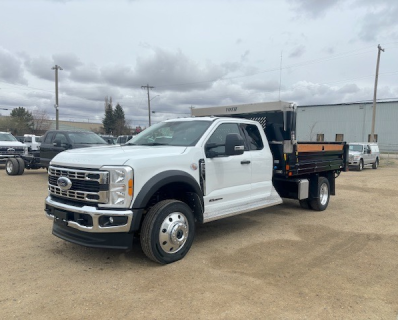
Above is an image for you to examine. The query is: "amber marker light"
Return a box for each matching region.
[128,179,133,196]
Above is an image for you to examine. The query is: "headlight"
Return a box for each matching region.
[353,156,360,160]
[99,166,133,208]
[24,147,28,155]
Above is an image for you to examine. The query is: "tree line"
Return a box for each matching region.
[0,97,139,136]
[0,107,50,135]
[102,97,140,136]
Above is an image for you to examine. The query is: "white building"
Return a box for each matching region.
[296,100,398,152]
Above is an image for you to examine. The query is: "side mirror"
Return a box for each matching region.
[225,133,245,156]
[53,140,61,147]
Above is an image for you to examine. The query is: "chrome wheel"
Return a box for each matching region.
[140,200,195,264]
[159,212,189,254]
[6,160,14,174]
[319,182,329,206]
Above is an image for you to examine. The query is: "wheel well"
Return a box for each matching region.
[143,182,204,223]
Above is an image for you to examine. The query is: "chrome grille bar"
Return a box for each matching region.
[48,165,109,203]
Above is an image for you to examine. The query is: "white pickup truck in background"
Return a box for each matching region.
[45,101,348,264]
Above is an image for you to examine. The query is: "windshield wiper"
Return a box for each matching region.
[139,143,168,146]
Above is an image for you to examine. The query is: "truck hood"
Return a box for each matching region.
[50,145,187,168]
[349,151,361,156]
[0,141,27,147]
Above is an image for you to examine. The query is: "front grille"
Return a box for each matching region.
[48,166,109,203]
[0,147,25,156]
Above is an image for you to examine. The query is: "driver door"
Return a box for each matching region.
[203,123,252,221]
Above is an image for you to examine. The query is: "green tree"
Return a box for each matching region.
[102,96,115,134]
[102,106,115,134]
[113,103,126,136]
[10,107,34,135]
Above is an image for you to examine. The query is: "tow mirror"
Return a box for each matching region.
[225,133,245,156]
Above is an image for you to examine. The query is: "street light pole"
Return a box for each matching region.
[370,44,384,143]
[52,65,63,130]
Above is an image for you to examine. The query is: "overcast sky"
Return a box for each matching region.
[0,0,397,127]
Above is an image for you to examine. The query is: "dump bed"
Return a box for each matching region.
[192,101,348,178]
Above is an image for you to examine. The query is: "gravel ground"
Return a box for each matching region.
[0,159,398,319]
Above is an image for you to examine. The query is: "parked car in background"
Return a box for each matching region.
[5,130,109,175]
[348,142,380,171]
[116,135,134,144]
[24,134,42,152]
[0,132,28,164]
[15,136,25,143]
[99,135,117,144]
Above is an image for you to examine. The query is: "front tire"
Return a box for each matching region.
[372,158,379,169]
[140,200,195,264]
[309,177,330,211]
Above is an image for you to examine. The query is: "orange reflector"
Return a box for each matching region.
[288,172,293,176]
[128,179,133,196]
[286,165,290,170]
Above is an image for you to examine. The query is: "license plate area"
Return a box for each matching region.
[53,208,68,225]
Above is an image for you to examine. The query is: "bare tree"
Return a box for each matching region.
[32,109,51,135]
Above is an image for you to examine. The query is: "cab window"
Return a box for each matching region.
[205,123,241,157]
[241,124,263,150]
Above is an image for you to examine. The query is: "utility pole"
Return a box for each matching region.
[141,84,155,126]
[370,44,384,143]
[52,65,63,130]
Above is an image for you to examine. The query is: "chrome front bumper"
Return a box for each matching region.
[45,196,133,233]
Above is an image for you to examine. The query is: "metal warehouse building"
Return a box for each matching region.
[296,100,398,152]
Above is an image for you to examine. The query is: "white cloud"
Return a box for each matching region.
[0,48,27,84]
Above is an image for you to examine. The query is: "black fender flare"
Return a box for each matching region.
[132,170,203,209]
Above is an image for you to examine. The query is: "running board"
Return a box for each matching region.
[203,187,283,223]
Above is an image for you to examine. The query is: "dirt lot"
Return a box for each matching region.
[1,159,398,319]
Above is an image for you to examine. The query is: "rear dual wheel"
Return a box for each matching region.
[5,158,25,176]
[300,177,330,211]
[309,177,330,211]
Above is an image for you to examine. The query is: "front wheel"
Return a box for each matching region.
[309,177,330,211]
[140,200,195,264]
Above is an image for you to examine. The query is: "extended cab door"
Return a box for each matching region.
[239,123,273,200]
[202,122,252,220]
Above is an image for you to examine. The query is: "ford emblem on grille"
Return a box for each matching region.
[57,177,72,191]
[7,148,15,152]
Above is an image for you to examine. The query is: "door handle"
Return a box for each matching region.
[241,160,251,165]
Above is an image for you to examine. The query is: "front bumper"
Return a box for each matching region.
[45,196,134,233]
[45,196,143,249]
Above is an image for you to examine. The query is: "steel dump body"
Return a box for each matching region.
[191,101,348,179]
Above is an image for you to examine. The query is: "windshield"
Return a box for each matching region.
[69,132,108,144]
[0,133,18,142]
[349,144,363,152]
[127,120,212,147]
